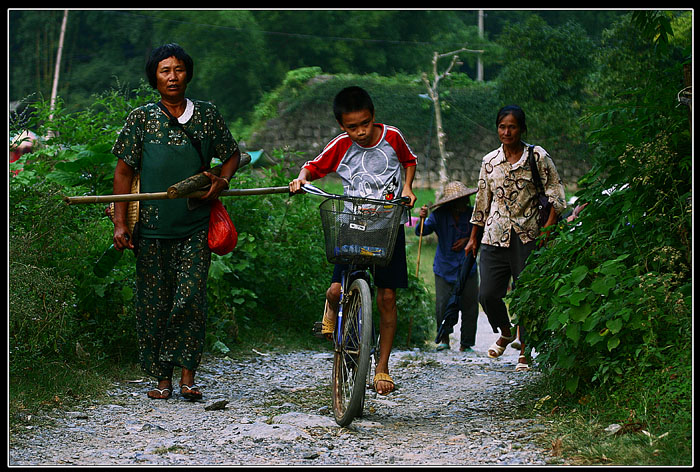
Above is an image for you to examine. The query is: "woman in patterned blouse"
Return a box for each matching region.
[464,105,566,371]
[111,44,241,400]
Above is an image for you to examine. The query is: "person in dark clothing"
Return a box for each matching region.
[416,181,479,352]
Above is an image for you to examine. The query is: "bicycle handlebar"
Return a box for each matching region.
[301,183,411,206]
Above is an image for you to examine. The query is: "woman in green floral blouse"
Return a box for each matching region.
[111,44,240,400]
[465,105,566,371]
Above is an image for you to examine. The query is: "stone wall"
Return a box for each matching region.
[246,104,591,192]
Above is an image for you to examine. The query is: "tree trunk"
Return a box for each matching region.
[422,47,482,197]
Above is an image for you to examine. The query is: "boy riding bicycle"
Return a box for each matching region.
[289,86,417,395]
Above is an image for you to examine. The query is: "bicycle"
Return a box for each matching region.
[302,183,409,426]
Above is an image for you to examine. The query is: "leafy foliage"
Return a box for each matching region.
[507,12,691,395]
[204,158,333,352]
[9,85,158,370]
[10,10,626,121]
[494,14,595,159]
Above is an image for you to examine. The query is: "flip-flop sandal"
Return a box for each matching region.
[147,386,172,400]
[180,384,203,400]
[488,334,517,358]
[373,373,395,396]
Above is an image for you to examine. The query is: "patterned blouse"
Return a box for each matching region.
[111,99,238,170]
[470,143,566,247]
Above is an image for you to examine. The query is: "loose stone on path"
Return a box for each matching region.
[9,312,553,466]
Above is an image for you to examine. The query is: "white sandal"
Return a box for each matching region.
[488,333,517,358]
[147,386,172,400]
[515,356,530,372]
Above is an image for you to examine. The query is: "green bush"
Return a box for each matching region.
[205,159,331,352]
[507,15,691,394]
[10,85,157,368]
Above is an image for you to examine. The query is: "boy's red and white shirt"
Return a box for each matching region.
[303,123,417,202]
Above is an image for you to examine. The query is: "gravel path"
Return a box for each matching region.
[9,313,555,466]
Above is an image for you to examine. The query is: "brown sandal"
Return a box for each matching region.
[372,373,395,395]
[321,300,336,341]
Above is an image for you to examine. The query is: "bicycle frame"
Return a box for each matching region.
[334,266,372,348]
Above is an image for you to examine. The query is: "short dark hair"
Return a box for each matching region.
[145,43,194,89]
[333,86,375,124]
[496,105,527,134]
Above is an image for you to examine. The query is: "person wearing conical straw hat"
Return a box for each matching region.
[415,181,479,352]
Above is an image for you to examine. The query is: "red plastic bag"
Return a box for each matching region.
[208,199,238,255]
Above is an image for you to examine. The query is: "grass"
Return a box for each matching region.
[512,351,692,466]
[9,357,143,435]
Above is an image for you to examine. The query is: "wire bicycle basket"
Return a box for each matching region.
[318,195,406,267]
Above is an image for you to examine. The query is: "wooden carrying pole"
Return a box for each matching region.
[64,186,290,205]
[63,152,294,205]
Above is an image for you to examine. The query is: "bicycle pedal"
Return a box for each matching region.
[312,321,325,339]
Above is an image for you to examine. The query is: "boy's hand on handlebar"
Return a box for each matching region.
[289,177,308,194]
[401,190,417,208]
[290,169,313,195]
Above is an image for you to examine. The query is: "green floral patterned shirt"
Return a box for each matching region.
[111,99,238,171]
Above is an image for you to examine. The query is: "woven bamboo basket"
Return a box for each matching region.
[108,174,140,233]
[126,174,140,233]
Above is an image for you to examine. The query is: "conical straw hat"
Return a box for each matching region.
[430,181,477,210]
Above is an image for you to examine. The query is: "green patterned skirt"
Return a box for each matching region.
[135,228,211,380]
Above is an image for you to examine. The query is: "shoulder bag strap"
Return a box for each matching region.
[157,101,206,172]
[528,145,546,195]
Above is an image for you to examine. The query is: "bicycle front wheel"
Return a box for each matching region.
[332,277,373,426]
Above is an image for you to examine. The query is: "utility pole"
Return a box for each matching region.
[477,10,484,82]
[49,9,68,123]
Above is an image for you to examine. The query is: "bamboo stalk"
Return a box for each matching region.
[166,152,251,199]
[64,186,290,205]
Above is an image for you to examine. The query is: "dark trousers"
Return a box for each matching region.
[478,229,535,335]
[135,229,211,380]
[435,272,479,347]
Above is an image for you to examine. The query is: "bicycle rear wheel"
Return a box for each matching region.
[332,277,373,426]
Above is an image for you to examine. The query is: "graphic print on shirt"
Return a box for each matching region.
[382,176,399,201]
[336,129,404,201]
[302,124,417,202]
